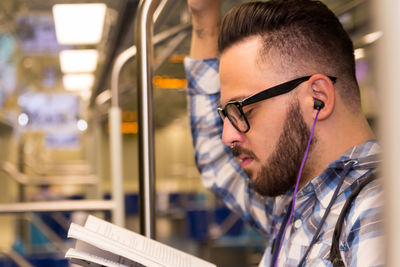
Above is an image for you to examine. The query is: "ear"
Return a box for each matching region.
[307,74,335,120]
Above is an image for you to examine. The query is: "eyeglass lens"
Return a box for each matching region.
[225,103,248,132]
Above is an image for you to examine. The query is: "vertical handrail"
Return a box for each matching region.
[109,43,131,226]
[108,11,190,229]
[109,107,125,227]
[109,44,134,227]
[108,0,163,229]
[136,0,160,239]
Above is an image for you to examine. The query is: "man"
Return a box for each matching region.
[185,0,383,266]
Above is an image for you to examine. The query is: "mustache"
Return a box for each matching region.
[231,146,258,160]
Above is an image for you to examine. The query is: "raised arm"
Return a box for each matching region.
[188,0,220,59]
[184,0,274,237]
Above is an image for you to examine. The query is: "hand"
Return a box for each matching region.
[188,0,221,18]
[188,0,221,29]
[187,0,221,59]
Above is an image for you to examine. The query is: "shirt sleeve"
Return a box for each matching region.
[184,56,274,236]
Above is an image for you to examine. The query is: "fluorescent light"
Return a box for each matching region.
[362,31,383,45]
[60,49,99,73]
[63,74,94,91]
[53,3,107,45]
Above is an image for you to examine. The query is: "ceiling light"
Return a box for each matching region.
[53,3,107,45]
[362,31,383,45]
[60,49,99,73]
[63,74,94,91]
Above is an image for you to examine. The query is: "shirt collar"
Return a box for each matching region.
[307,140,381,209]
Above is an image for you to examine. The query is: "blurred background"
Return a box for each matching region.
[0,0,381,266]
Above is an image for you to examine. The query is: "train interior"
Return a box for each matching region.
[0,0,379,266]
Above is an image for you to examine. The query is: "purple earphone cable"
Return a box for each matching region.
[274,109,321,267]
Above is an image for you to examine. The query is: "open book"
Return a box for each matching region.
[65,215,216,267]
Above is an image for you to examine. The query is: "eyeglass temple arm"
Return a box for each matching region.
[243,76,311,106]
[243,75,336,106]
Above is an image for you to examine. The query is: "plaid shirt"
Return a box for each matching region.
[184,57,384,267]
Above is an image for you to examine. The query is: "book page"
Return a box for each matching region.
[66,248,131,267]
[73,239,145,267]
[68,223,163,267]
[84,215,216,267]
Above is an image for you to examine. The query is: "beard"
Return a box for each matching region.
[232,100,313,197]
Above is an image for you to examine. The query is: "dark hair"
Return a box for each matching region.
[218,0,360,108]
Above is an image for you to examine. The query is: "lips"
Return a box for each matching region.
[231,146,257,168]
[237,155,254,168]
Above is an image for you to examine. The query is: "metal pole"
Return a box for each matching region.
[375,0,400,266]
[108,4,189,229]
[0,200,115,213]
[109,44,136,228]
[153,0,169,25]
[136,0,160,239]
[109,107,125,227]
[110,22,190,106]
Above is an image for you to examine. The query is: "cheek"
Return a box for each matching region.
[247,117,282,161]
[246,102,288,160]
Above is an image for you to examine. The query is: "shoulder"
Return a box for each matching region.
[340,176,384,265]
[343,176,383,253]
[348,175,383,223]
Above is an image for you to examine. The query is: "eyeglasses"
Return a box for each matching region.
[217,75,337,133]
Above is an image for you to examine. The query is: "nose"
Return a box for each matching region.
[222,118,245,147]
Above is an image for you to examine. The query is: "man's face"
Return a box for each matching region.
[219,37,312,197]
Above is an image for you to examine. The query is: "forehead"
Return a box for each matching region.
[219,37,282,105]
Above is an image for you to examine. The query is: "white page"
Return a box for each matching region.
[66,248,129,267]
[73,239,145,267]
[84,215,216,267]
[68,223,163,267]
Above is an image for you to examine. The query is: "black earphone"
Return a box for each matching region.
[313,99,325,110]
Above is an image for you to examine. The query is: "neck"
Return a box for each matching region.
[300,110,375,188]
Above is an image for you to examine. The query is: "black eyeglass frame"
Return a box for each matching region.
[217,75,337,133]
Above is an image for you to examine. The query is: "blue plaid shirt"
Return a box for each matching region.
[184,57,384,267]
